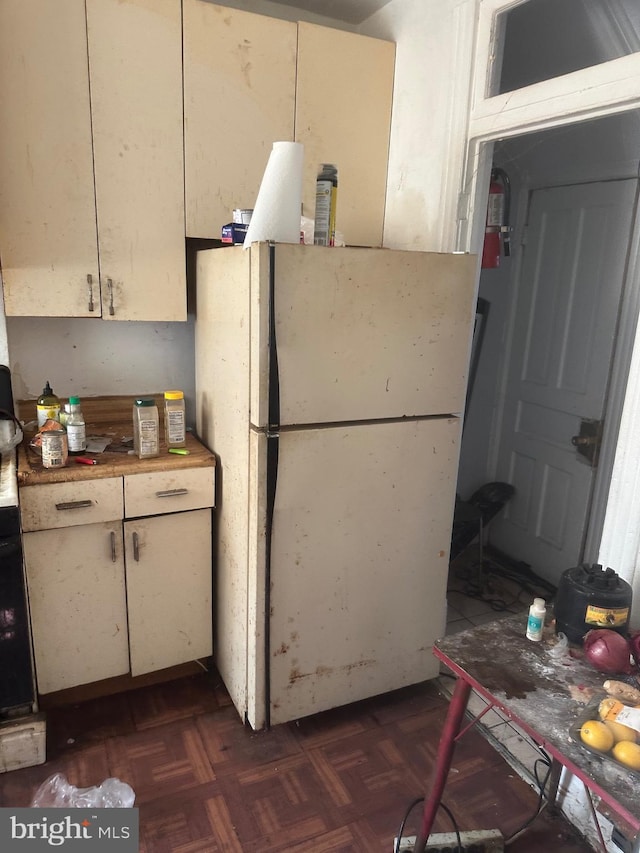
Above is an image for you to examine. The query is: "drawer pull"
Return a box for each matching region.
[55,500,93,511]
[133,531,140,562]
[155,488,189,498]
[110,530,117,563]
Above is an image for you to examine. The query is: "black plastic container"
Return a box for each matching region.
[554,563,632,644]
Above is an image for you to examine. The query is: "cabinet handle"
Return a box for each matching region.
[155,488,189,498]
[107,278,115,316]
[133,531,140,562]
[87,273,95,312]
[110,530,117,563]
[55,500,93,511]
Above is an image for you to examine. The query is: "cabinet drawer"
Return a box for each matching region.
[20,478,124,532]
[124,466,214,518]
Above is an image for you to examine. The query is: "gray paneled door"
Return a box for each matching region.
[490,179,638,582]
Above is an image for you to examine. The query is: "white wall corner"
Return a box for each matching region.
[363,0,477,252]
[598,309,640,628]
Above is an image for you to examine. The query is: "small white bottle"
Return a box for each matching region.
[526,597,546,642]
[65,395,86,454]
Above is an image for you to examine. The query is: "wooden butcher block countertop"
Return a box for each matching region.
[17,394,215,487]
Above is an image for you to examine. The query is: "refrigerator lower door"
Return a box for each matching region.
[266,416,460,726]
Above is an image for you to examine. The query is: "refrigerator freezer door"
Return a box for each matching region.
[266,416,460,726]
[250,244,476,429]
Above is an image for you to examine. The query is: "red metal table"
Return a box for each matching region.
[413,615,640,852]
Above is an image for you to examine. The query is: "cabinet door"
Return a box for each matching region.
[125,509,212,676]
[295,24,395,248]
[0,0,99,317]
[183,0,296,238]
[23,523,129,694]
[87,0,186,321]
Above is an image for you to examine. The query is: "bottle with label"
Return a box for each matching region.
[133,397,160,459]
[36,381,61,427]
[313,163,338,247]
[526,597,546,642]
[164,390,186,448]
[65,396,86,454]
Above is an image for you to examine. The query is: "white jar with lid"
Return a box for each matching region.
[164,390,186,448]
[133,397,159,459]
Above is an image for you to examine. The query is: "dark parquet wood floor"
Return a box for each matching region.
[0,670,593,851]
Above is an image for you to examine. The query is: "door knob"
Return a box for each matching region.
[572,418,603,467]
[571,435,597,447]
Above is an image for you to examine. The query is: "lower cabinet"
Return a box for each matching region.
[20,467,214,695]
[23,521,129,694]
[125,509,212,677]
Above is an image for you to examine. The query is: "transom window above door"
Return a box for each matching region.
[494,0,640,97]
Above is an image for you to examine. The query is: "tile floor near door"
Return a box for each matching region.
[0,550,590,852]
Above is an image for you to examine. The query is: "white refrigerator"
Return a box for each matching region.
[195,242,476,729]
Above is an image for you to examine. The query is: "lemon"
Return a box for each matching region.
[580,720,615,752]
[604,720,638,743]
[612,740,640,770]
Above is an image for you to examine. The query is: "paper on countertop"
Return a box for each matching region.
[243,141,304,248]
[85,436,112,454]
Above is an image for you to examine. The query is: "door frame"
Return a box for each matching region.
[457,0,640,577]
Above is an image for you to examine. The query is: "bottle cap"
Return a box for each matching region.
[533,598,545,608]
[164,390,184,400]
[69,395,80,405]
[135,397,156,407]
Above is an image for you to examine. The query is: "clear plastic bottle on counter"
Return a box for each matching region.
[65,396,86,454]
[59,403,71,428]
[164,390,186,448]
[133,397,159,459]
[37,381,61,427]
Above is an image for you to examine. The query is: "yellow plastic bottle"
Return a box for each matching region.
[163,390,186,448]
[36,380,61,427]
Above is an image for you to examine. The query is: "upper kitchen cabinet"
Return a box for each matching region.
[295,24,395,249]
[0,0,186,321]
[0,0,97,317]
[183,0,297,238]
[183,2,395,248]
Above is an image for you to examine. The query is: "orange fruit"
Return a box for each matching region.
[612,740,640,770]
[580,720,615,752]
[604,720,638,744]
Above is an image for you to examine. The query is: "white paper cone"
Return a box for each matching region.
[243,141,303,248]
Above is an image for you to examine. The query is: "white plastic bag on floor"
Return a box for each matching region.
[30,772,135,808]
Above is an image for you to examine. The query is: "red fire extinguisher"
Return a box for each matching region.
[482,167,511,268]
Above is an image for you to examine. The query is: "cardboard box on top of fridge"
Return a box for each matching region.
[221,222,248,244]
